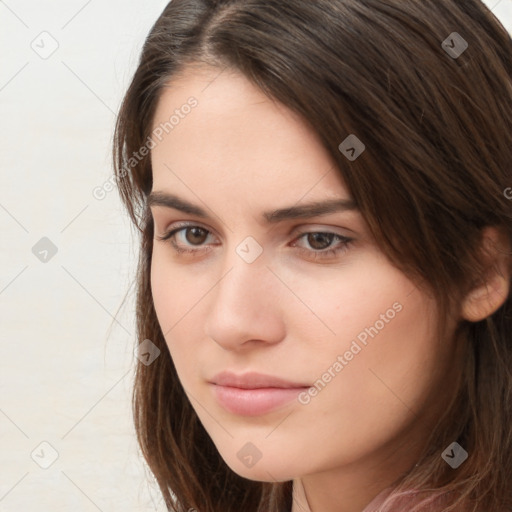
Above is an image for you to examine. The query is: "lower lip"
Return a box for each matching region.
[210,384,309,416]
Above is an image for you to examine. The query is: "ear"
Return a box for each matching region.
[461,226,511,322]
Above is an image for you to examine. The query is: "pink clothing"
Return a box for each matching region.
[291,478,510,511]
[359,487,396,512]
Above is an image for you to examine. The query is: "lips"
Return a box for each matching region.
[210,371,310,389]
[208,371,311,416]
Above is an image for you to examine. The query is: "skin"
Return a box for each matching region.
[148,64,471,512]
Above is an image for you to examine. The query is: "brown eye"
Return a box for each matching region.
[306,233,336,250]
[185,227,209,245]
[291,230,354,261]
[155,224,217,255]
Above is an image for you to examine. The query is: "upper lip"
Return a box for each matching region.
[209,371,310,389]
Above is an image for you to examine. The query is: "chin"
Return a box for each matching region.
[224,456,297,483]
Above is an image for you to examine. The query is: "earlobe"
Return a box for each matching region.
[461,227,511,323]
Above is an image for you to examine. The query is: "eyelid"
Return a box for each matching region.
[159,220,218,237]
[290,229,353,251]
[292,224,354,238]
[155,221,219,251]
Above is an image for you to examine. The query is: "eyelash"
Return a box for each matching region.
[155,223,354,261]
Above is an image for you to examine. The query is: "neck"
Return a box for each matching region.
[291,412,431,512]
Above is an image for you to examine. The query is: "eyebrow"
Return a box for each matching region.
[147,191,358,223]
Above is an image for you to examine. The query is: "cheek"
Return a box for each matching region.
[150,252,177,334]
[299,283,441,461]
[274,249,417,352]
[150,252,204,367]
[285,256,442,438]
[150,248,212,328]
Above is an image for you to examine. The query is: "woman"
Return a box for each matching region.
[113,0,512,510]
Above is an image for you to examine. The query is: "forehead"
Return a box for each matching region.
[150,65,349,207]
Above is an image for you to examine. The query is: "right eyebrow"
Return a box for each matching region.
[147,191,208,217]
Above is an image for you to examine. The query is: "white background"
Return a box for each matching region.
[1,1,511,510]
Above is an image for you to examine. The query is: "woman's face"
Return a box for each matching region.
[149,65,461,485]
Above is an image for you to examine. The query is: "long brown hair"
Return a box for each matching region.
[112,1,512,510]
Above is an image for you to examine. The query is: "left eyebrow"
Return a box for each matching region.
[263,197,358,223]
[147,191,358,224]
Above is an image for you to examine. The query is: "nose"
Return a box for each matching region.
[204,248,286,351]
